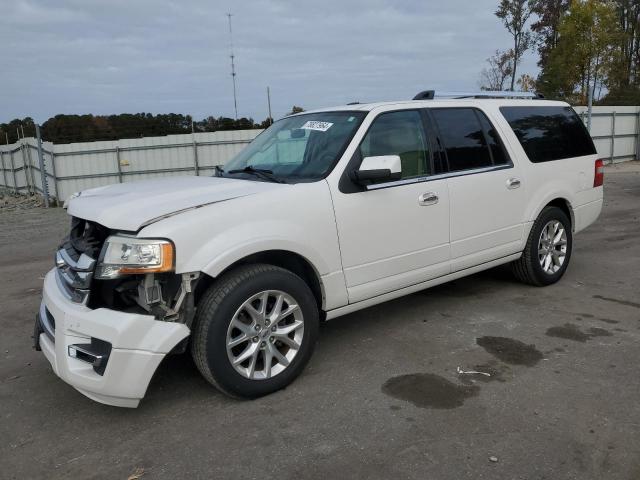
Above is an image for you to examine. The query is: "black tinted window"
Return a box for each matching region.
[432,108,492,171]
[360,110,430,179]
[478,112,509,165]
[500,106,596,163]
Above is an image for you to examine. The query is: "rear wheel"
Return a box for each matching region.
[512,206,573,286]
[191,264,319,398]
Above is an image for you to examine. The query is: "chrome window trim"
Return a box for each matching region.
[366,163,513,191]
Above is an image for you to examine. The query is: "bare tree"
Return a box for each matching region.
[516,73,537,91]
[496,0,534,90]
[479,50,515,90]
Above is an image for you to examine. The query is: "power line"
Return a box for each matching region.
[227,13,238,120]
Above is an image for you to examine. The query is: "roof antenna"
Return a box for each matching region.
[227,13,238,120]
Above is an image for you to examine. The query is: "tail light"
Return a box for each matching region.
[594,159,604,187]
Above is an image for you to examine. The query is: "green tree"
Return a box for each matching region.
[496,0,535,90]
[540,0,622,102]
[601,0,640,101]
[531,0,570,69]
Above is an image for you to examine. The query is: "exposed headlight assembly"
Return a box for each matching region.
[95,235,174,279]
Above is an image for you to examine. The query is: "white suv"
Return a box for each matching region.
[35,92,604,407]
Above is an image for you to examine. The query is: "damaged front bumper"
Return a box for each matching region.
[36,268,190,408]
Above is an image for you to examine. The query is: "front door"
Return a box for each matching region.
[330,109,450,303]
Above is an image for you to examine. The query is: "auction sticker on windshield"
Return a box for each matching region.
[301,121,333,132]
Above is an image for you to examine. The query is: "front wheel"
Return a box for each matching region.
[191,264,319,398]
[512,206,573,286]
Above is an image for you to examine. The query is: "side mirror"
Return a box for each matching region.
[352,155,402,185]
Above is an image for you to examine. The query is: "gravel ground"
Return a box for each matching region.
[1,165,639,480]
[0,189,46,212]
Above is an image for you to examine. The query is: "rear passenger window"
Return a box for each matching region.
[431,108,509,172]
[500,106,596,163]
[478,112,509,166]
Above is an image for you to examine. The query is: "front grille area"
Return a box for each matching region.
[38,302,55,343]
[56,217,110,304]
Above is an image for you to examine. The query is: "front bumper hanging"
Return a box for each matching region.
[36,268,190,408]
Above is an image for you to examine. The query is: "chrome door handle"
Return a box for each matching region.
[507,177,521,189]
[418,192,439,206]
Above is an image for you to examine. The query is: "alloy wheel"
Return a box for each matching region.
[226,290,304,380]
[538,220,568,275]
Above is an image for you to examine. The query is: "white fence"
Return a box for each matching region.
[0,130,261,202]
[0,106,638,204]
[573,105,640,164]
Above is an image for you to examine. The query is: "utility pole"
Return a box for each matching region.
[267,86,273,126]
[227,13,238,120]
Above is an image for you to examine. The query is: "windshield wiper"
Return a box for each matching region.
[226,166,285,183]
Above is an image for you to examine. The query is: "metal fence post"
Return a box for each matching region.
[192,134,200,176]
[115,146,123,182]
[19,140,32,194]
[635,111,640,161]
[1,151,7,187]
[10,149,17,193]
[49,150,59,202]
[35,124,50,208]
[26,141,37,194]
[610,112,616,164]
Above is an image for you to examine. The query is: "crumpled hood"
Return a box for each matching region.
[67,176,283,231]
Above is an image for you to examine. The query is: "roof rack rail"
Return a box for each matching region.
[413,90,543,100]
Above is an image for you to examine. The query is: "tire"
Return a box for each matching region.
[191,264,319,398]
[512,206,573,286]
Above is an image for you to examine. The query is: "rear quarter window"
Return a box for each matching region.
[500,106,596,163]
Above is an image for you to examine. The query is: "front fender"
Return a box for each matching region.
[137,180,347,307]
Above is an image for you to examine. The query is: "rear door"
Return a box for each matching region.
[429,107,526,271]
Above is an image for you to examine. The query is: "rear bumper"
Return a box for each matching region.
[574,198,603,233]
[37,269,190,408]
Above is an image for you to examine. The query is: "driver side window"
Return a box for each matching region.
[359,110,430,179]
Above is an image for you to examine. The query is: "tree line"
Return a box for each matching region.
[0,106,305,145]
[481,0,640,104]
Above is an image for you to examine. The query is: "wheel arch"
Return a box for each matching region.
[529,195,575,230]
[543,197,575,230]
[194,249,325,314]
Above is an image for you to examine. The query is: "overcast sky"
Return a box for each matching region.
[0,0,538,123]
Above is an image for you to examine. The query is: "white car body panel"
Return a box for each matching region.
[329,177,450,303]
[138,180,348,310]
[40,270,189,407]
[67,176,282,231]
[40,97,604,407]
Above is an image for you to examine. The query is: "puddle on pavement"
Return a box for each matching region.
[476,336,543,366]
[546,323,590,342]
[382,373,479,409]
[546,323,612,342]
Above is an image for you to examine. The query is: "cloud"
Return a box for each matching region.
[0,0,539,123]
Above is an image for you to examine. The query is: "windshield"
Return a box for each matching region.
[221,111,366,182]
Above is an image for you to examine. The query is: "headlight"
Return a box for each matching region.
[95,235,174,279]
